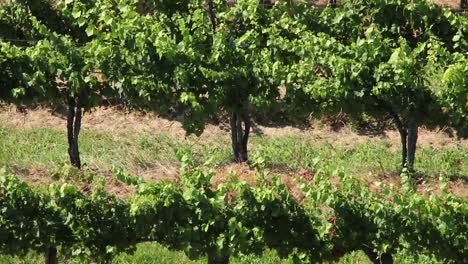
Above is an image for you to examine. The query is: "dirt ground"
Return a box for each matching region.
[1,105,467,198]
[433,0,463,9]
[269,0,463,9]
[1,105,467,149]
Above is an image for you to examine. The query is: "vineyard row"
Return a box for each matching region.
[0,157,466,264]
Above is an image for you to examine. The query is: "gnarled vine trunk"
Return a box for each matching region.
[398,127,408,169]
[230,111,250,163]
[67,93,83,169]
[45,247,57,264]
[392,113,418,172]
[362,247,393,264]
[206,0,216,30]
[328,0,338,7]
[407,122,418,171]
[207,253,229,264]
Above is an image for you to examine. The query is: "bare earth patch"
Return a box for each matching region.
[1,105,467,149]
[8,160,468,198]
[137,162,181,183]
[1,105,466,197]
[212,163,468,198]
[11,166,135,198]
[364,171,468,198]
[433,0,463,9]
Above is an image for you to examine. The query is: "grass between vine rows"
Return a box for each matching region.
[0,106,467,263]
[0,242,451,264]
[0,108,466,197]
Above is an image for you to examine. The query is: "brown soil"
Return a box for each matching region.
[9,159,467,198]
[433,0,463,9]
[1,105,467,197]
[137,164,180,183]
[248,0,463,9]
[11,166,136,198]
[1,105,467,150]
[364,171,468,198]
[211,163,467,198]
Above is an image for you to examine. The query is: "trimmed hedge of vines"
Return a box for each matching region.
[1,157,466,264]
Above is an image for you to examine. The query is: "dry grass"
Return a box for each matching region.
[1,105,466,150]
[212,163,467,198]
[7,152,468,198]
[226,0,463,8]
[433,0,462,9]
[11,166,136,198]
[1,105,466,197]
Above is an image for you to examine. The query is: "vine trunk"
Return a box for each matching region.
[230,111,250,163]
[45,247,57,264]
[394,118,418,171]
[67,93,83,169]
[207,253,229,264]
